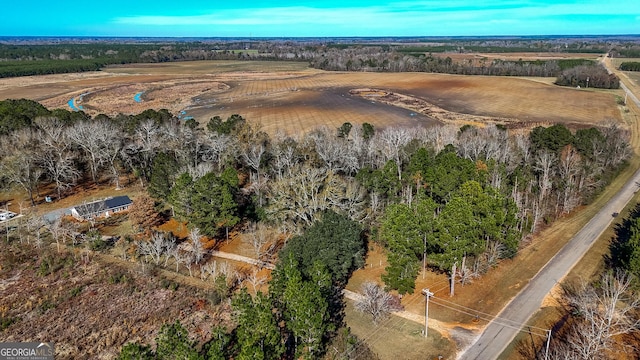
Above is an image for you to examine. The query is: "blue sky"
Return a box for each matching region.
[2,1,639,37]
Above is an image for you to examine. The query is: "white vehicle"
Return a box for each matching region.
[0,212,15,221]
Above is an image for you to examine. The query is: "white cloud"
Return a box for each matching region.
[110,1,640,36]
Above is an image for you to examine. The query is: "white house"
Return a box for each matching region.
[70,196,132,221]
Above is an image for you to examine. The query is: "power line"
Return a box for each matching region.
[429,298,547,338]
[431,295,549,333]
[342,290,427,358]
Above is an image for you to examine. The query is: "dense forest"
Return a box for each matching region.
[0,98,632,358]
[0,99,630,283]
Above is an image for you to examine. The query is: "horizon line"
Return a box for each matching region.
[1,34,639,40]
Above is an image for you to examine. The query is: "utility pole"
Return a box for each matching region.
[5,202,10,243]
[544,329,552,360]
[422,288,434,338]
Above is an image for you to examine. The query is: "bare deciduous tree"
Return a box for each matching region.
[239,141,267,206]
[558,145,582,214]
[246,267,267,294]
[376,128,412,180]
[550,272,640,360]
[202,132,236,172]
[0,129,44,206]
[189,227,206,265]
[136,231,168,265]
[67,119,122,185]
[355,281,402,324]
[36,118,79,199]
[271,134,299,180]
[309,127,359,174]
[267,165,328,231]
[200,260,218,280]
[245,222,279,264]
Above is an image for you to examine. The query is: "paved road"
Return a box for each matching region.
[603,56,640,109]
[460,58,640,360]
[461,167,640,360]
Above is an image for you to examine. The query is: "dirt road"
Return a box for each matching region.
[209,250,275,270]
[459,56,640,360]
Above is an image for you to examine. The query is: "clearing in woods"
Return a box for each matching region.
[0,60,622,135]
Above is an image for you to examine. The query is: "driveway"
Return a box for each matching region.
[42,207,71,224]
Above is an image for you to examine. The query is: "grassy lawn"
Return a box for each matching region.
[344,302,455,360]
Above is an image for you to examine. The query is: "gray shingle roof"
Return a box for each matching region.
[73,196,132,218]
[104,196,132,209]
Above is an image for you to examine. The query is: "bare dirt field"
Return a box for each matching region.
[0,60,622,134]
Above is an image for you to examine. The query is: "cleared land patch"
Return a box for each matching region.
[0,61,622,134]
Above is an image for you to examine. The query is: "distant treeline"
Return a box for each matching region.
[0,40,627,88]
[308,48,597,76]
[0,59,107,77]
[610,46,640,58]
[620,62,640,71]
[0,42,266,78]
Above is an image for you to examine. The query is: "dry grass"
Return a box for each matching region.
[0,61,623,136]
[612,58,640,68]
[0,243,225,360]
[625,71,640,87]
[344,302,456,360]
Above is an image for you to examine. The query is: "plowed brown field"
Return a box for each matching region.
[0,60,622,134]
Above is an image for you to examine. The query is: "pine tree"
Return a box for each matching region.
[190,172,238,238]
[117,342,154,360]
[205,326,232,360]
[148,152,179,200]
[168,172,194,219]
[278,210,364,284]
[155,321,201,360]
[233,289,284,360]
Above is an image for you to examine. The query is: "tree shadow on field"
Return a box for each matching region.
[605,203,640,270]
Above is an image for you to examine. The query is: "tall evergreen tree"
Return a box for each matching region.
[380,198,438,294]
[278,210,364,284]
[155,321,201,360]
[190,171,239,238]
[168,172,194,219]
[233,289,284,360]
[148,152,179,200]
[205,326,232,360]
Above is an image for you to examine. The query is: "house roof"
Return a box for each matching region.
[73,196,132,217]
[105,196,132,209]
